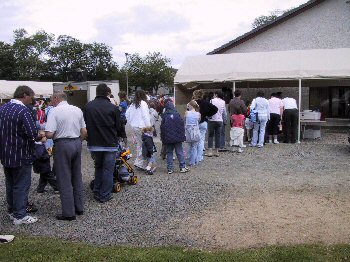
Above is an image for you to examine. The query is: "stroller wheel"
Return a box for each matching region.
[90,180,95,190]
[114,182,121,193]
[129,176,138,185]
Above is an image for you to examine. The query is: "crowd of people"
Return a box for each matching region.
[0,84,298,225]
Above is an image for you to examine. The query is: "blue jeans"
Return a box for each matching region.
[197,121,207,163]
[220,124,227,148]
[91,151,116,202]
[166,143,186,171]
[252,118,268,147]
[4,164,32,219]
[208,121,223,149]
[188,141,200,166]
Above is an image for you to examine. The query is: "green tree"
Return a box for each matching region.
[124,52,174,94]
[85,42,119,80]
[11,29,54,80]
[0,41,16,79]
[252,9,288,29]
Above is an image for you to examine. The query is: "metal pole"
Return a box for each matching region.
[125,53,129,98]
[233,81,236,94]
[298,79,302,143]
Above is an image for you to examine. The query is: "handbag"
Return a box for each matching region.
[186,125,201,142]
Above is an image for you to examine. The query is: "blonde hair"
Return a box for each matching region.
[142,126,154,134]
[187,100,200,112]
[192,89,203,100]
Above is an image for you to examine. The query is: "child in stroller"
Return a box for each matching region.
[90,144,138,193]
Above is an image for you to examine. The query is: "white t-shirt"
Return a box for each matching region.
[282,97,298,109]
[269,97,283,115]
[125,100,151,128]
[209,97,225,122]
[45,101,86,139]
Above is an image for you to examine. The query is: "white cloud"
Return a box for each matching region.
[0,0,308,68]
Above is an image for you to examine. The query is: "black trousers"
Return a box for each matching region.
[282,109,298,143]
[267,113,281,136]
[37,171,58,192]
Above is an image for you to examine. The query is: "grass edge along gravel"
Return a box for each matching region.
[1,236,350,261]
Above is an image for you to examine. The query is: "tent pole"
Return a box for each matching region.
[233,81,236,94]
[173,84,176,106]
[298,79,301,143]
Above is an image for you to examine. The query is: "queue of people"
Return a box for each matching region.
[0,85,299,225]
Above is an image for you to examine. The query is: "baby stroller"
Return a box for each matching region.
[90,145,138,193]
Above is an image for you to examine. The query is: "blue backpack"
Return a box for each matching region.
[250,108,258,123]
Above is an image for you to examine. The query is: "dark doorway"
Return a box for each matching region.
[310,87,350,118]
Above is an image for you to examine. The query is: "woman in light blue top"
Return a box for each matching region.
[185,100,201,166]
[250,91,270,148]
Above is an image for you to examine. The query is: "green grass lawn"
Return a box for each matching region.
[1,236,350,262]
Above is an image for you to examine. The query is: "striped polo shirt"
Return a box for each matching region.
[0,100,38,168]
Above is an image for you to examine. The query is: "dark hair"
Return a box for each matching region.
[134,90,147,108]
[96,83,111,96]
[271,93,276,97]
[118,91,127,101]
[234,90,241,97]
[216,92,224,99]
[14,85,35,99]
[256,91,264,98]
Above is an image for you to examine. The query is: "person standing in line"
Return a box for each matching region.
[207,91,225,157]
[192,90,218,163]
[125,90,151,170]
[267,93,284,144]
[230,108,245,153]
[141,126,157,175]
[84,84,125,203]
[118,91,129,147]
[281,94,299,143]
[217,92,228,151]
[184,100,201,166]
[250,91,270,148]
[160,101,189,174]
[45,92,87,221]
[0,86,39,225]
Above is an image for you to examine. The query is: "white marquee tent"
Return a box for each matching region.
[174,48,350,142]
[0,80,56,100]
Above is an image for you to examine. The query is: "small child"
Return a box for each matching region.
[160,100,189,174]
[185,100,201,166]
[141,126,157,175]
[33,131,58,193]
[245,102,253,142]
[230,110,246,153]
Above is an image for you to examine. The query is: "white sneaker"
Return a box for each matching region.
[241,144,247,148]
[13,215,38,225]
[8,213,14,221]
[269,140,273,144]
[237,148,243,153]
[273,140,279,144]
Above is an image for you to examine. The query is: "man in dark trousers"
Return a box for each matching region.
[83,83,125,203]
[281,95,299,143]
[0,86,39,225]
[45,92,87,221]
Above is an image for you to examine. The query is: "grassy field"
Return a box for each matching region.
[1,236,350,261]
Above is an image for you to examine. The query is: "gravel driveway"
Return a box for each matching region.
[1,129,350,250]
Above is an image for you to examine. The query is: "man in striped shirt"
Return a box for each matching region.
[0,86,39,225]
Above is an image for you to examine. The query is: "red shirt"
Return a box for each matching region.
[231,114,245,128]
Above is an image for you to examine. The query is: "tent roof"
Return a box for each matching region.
[174,48,350,84]
[0,80,56,99]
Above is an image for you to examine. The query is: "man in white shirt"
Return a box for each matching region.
[268,93,283,144]
[45,92,87,221]
[281,95,298,143]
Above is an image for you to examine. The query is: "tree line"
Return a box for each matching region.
[0,29,175,94]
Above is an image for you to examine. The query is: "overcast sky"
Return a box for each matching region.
[0,0,308,68]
